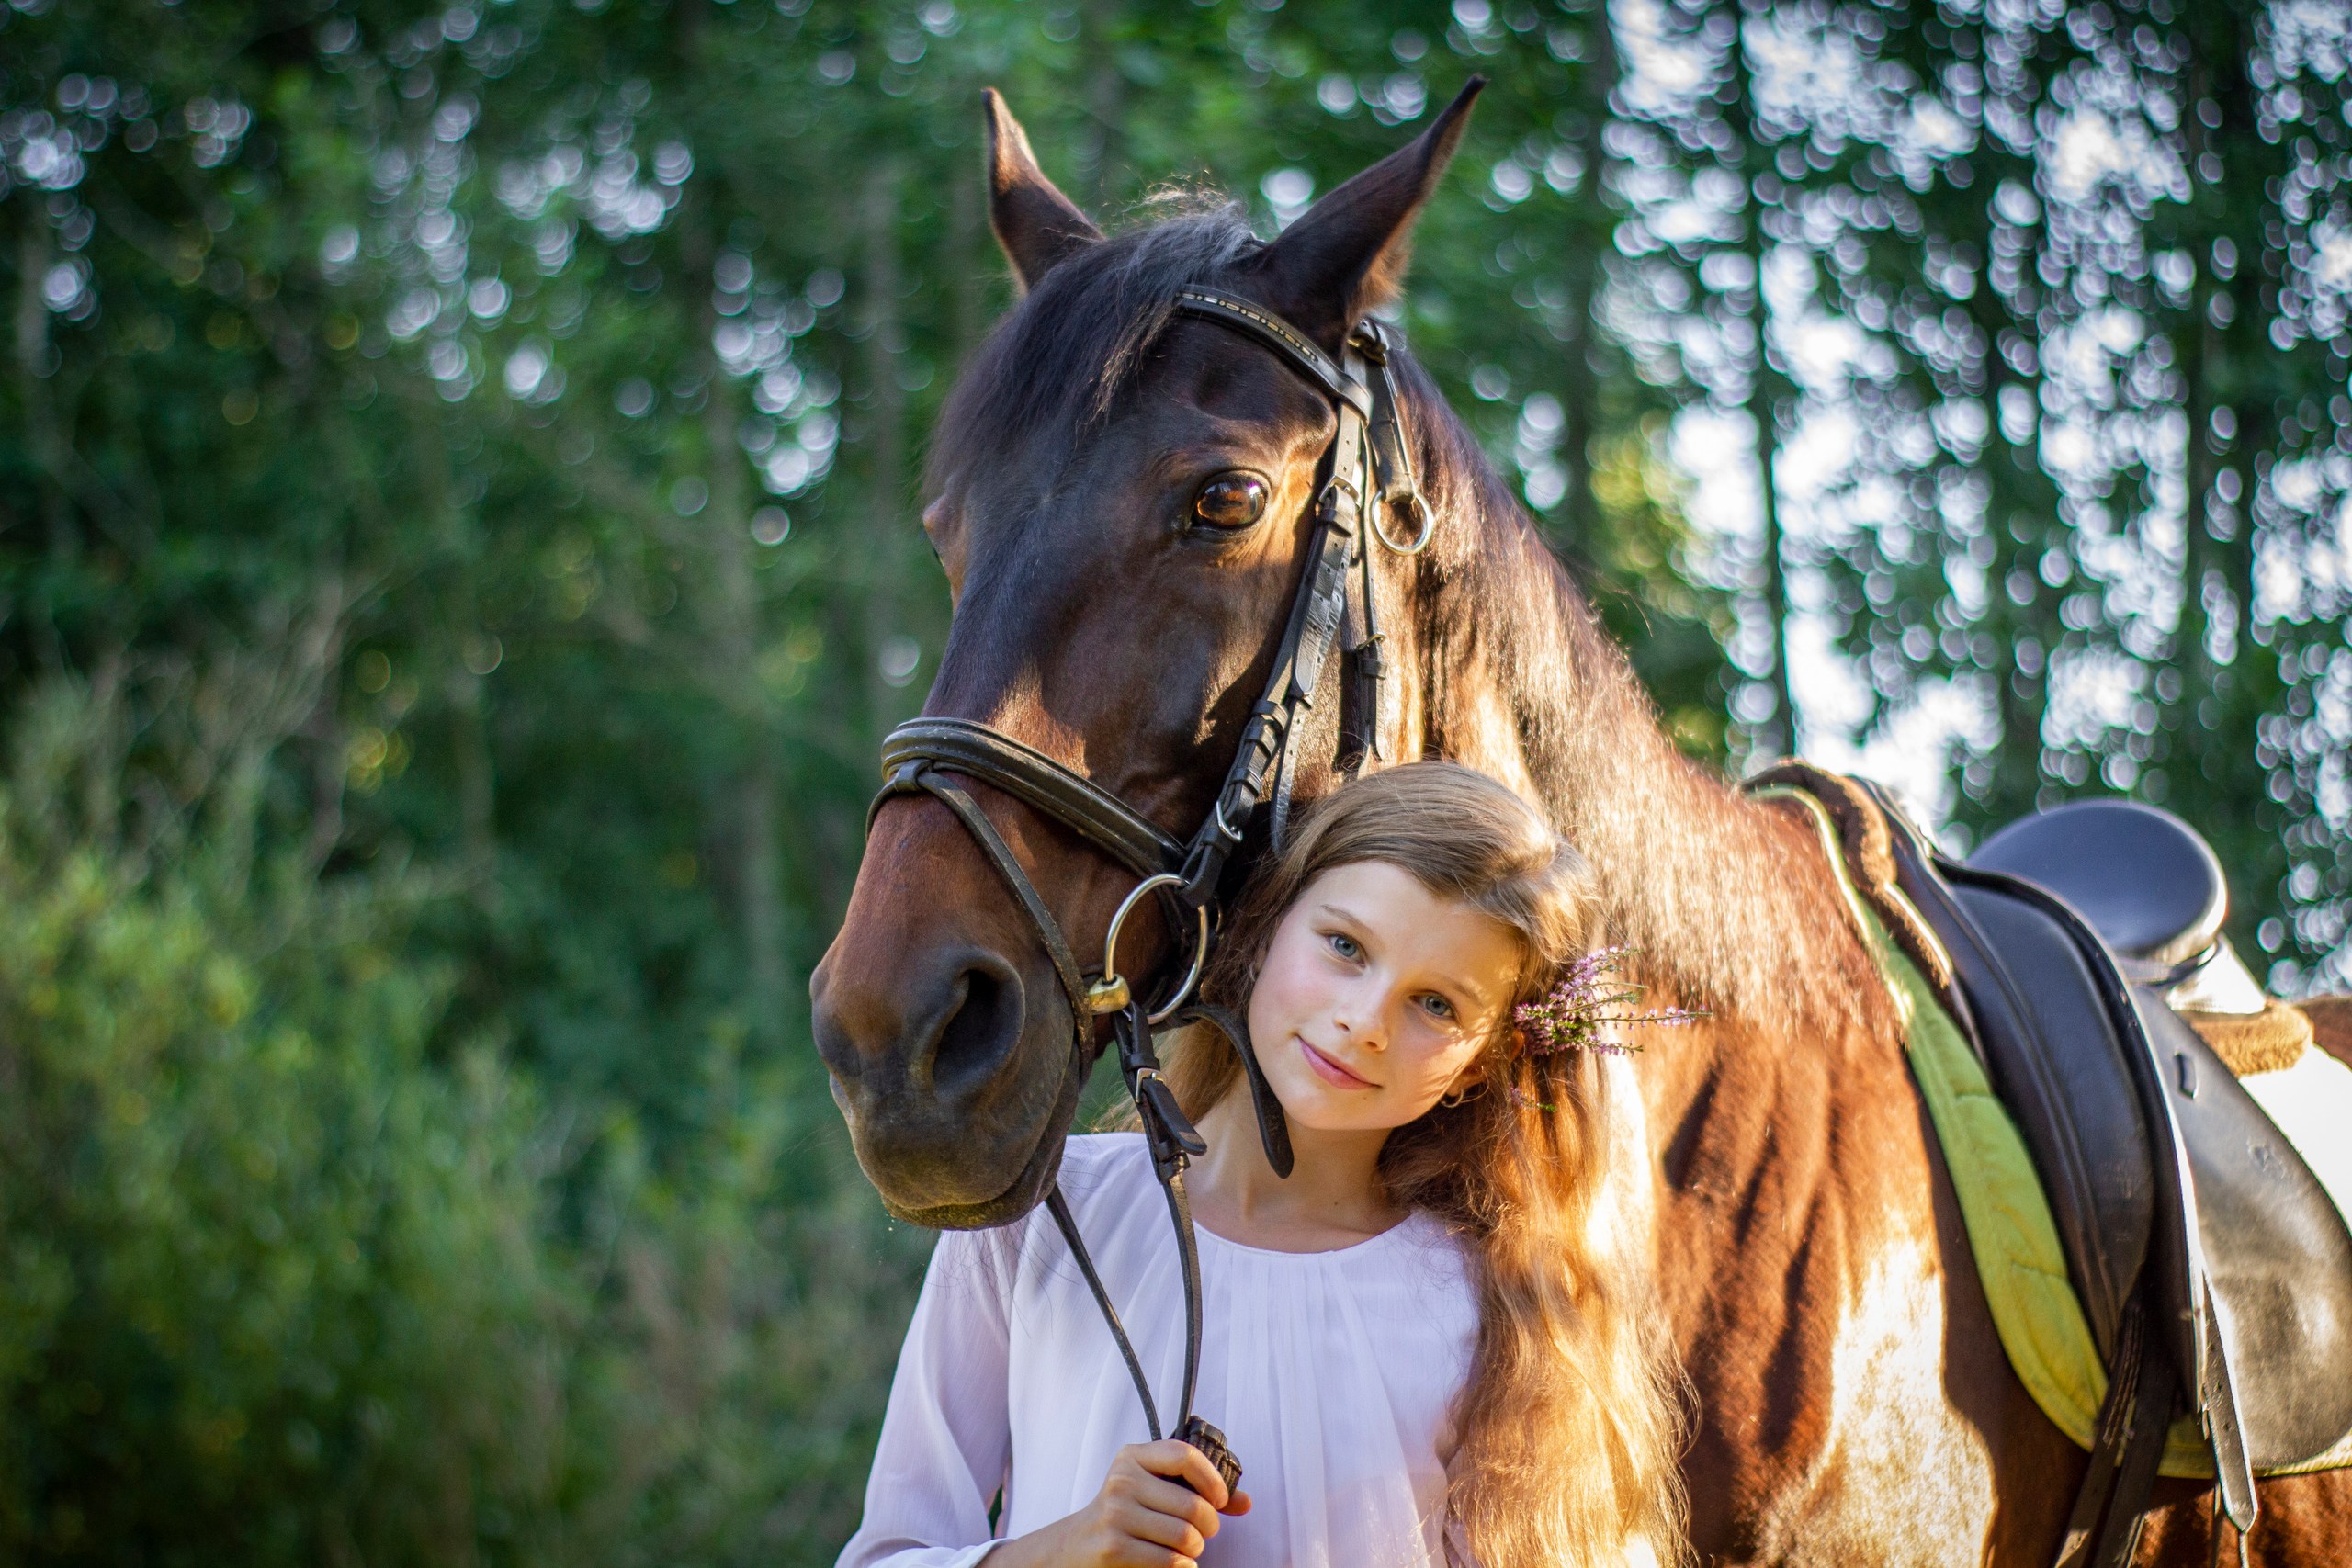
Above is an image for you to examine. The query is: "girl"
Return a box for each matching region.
[838,762,1687,1568]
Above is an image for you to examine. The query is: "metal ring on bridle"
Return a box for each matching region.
[1083,872,1212,1024]
[1372,490,1435,555]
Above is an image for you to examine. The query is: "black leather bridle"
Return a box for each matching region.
[867,285,1431,1491]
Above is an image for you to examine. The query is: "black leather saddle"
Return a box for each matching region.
[1852,787,2352,1567]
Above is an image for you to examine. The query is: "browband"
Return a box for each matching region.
[1174,287,1374,421]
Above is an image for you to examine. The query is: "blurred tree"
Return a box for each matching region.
[1600,0,2352,983]
[2142,0,2352,987]
[0,1,1734,1558]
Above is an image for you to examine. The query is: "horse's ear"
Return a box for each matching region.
[1249,77,1485,344]
[984,88,1102,292]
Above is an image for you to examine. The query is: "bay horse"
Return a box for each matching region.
[808,84,2352,1563]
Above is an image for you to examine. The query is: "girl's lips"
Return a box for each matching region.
[1299,1037,1375,1089]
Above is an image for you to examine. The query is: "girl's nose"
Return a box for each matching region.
[1331,1006,1381,1051]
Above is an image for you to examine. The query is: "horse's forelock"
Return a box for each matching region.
[926,206,1261,501]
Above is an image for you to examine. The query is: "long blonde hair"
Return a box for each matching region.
[1163,761,1689,1568]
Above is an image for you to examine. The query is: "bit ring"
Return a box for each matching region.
[1086,873,1212,1023]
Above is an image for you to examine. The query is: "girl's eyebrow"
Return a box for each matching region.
[1311,899,1371,931]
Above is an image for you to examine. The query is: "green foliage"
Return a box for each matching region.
[0,824,545,1558]
[0,682,922,1565]
[0,8,1739,1547]
[1606,0,2352,981]
[0,682,926,1561]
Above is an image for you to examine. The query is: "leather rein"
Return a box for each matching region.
[866,286,1432,1489]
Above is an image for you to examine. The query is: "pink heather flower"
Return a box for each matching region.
[1510,945,1707,1058]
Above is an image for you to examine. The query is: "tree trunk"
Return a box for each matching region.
[1730,21,1797,757]
[858,164,909,747]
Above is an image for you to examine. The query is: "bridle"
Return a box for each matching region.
[867,285,1432,1490]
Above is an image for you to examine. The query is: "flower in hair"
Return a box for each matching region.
[1511,945,1707,1060]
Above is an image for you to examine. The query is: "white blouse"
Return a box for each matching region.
[837,1132,1479,1568]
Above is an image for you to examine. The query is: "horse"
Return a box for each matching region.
[808,83,2352,1564]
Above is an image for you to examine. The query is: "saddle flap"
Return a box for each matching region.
[1874,808,2152,1358]
[2136,990,2352,1468]
[1943,874,2154,1359]
[1817,778,2352,1483]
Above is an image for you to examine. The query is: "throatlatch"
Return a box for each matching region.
[868,284,1434,1496]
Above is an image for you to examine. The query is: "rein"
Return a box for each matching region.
[868,285,1430,1492]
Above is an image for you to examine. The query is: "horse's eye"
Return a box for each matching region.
[1192,472,1269,530]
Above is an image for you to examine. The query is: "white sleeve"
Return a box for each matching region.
[834,1224,1021,1568]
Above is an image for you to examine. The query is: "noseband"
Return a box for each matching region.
[868,286,1431,1490]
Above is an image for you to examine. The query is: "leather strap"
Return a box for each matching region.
[1174,288,1372,419]
[1046,1184,1162,1440]
[2057,1296,2145,1568]
[1046,1004,1223,1474]
[878,719,1183,881]
[890,767,1092,1027]
[2056,1292,2184,1568]
[1162,1163,1206,1427]
[2095,1316,2180,1568]
[1349,319,1434,554]
[1166,1002,1294,1179]
[2199,1280,2259,1541]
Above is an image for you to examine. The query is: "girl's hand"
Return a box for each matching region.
[991,1439,1251,1568]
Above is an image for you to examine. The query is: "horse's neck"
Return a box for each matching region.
[1409,513,1884,1043]
[1408,503,1919,1372]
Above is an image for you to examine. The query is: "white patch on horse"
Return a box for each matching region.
[1588,1054,1657,1269]
[1761,1235,1996,1566]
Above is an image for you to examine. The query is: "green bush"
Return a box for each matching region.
[0,819,548,1559]
[0,761,921,1566]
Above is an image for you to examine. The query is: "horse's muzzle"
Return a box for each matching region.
[812,924,1081,1227]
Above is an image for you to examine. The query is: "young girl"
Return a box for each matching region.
[837,762,1687,1568]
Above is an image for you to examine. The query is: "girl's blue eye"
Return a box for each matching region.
[1328,931,1363,962]
[1419,993,1456,1021]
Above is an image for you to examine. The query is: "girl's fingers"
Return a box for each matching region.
[1117,1481,1216,1549]
[1222,1487,1253,1517]
[1128,1438,1232,1510]
[1111,1503,1204,1559]
[1101,1533,1195,1568]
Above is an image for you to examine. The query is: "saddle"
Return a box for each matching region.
[1751,765,2352,1568]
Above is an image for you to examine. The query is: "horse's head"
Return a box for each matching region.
[811,84,1482,1226]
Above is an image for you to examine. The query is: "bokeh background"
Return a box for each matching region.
[3,0,2350,1560]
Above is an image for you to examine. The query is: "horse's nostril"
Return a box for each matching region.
[931,965,1023,1094]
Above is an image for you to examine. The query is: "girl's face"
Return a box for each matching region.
[1246,860,1523,1134]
